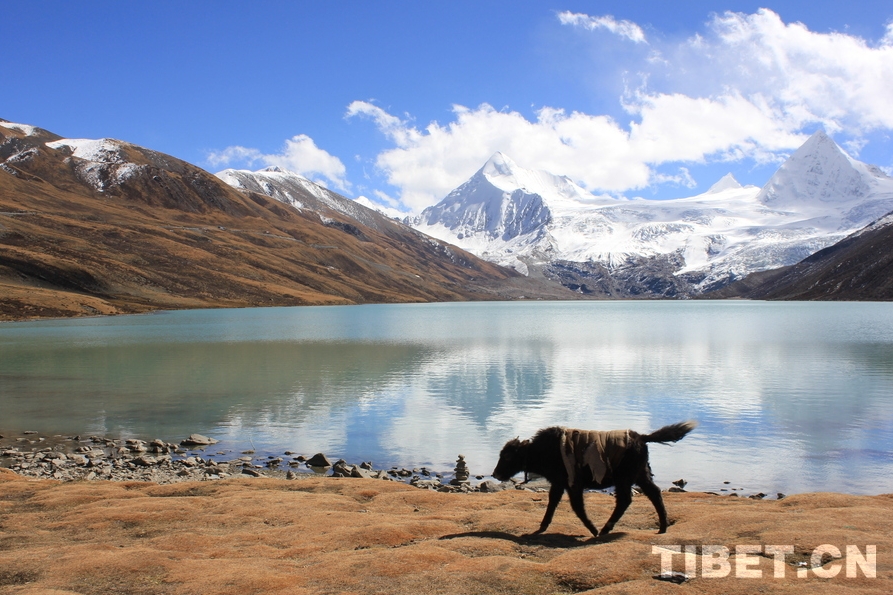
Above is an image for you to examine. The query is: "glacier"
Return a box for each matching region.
[409,132,893,292]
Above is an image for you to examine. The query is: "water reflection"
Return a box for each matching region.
[1,301,892,494]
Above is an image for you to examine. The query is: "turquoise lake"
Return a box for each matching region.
[1,300,892,495]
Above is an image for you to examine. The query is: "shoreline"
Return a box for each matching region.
[0,429,493,493]
[0,429,873,499]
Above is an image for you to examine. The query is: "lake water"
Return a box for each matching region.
[1,301,892,495]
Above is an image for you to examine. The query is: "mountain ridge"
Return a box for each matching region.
[0,119,564,321]
[410,131,893,295]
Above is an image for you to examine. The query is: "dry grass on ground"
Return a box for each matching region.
[0,469,890,594]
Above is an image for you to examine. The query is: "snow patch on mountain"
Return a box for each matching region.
[411,132,893,290]
[354,196,406,220]
[216,166,399,233]
[43,137,152,192]
[46,138,129,164]
[0,121,40,136]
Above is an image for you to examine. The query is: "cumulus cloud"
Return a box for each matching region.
[557,11,647,44]
[349,9,893,212]
[346,96,799,212]
[689,9,893,133]
[208,134,350,192]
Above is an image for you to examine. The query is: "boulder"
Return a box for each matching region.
[306,453,332,467]
[180,434,218,446]
[478,480,510,493]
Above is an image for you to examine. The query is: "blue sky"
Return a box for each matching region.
[6,1,893,212]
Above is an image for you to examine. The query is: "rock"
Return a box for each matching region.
[241,468,261,477]
[478,480,510,493]
[672,478,687,488]
[331,461,353,477]
[668,486,686,493]
[749,492,767,500]
[306,453,332,467]
[777,492,787,500]
[410,476,441,489]
[286,470,296,480]
[350,466,375,479]
[180,434,218,446]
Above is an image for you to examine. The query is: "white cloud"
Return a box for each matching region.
[208,134,349,191]
[558,11,647,44]
[346,96,800,212]
[347,9,893,212]
[696,9,893,134]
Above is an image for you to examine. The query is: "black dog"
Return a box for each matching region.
[492,421,696,536]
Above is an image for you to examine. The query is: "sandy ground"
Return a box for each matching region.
[0,469,890,594]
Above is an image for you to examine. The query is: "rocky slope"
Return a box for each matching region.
[709,210,893,300]
[411,133,893,296]
[0,119,552,321]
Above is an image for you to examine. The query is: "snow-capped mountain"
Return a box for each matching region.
[410,132,893,292]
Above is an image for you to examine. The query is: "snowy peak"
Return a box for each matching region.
[414,152,558,242]
[706,173,742,194]
[481,151,519,181]
[410,132,893,291]
[757,130,877,207]
[474,152,595,204]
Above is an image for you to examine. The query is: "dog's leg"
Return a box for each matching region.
[599,481,633,536]
[530,482,564,535]
[636,471,669,533]
[567,485,600,537]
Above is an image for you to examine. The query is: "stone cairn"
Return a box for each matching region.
[450,454,470,486]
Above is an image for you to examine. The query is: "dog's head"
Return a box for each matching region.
[492,437,528,481]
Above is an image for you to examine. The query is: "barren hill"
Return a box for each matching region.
[0,120,562,320]
[709,211,893,300]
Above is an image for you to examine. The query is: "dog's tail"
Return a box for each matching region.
[642,420,698,444]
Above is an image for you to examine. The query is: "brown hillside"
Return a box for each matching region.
[0,121,560,320]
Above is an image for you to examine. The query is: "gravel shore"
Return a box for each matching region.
[0,430,505,493]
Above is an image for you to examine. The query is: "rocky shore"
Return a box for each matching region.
[0,430,510,493]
